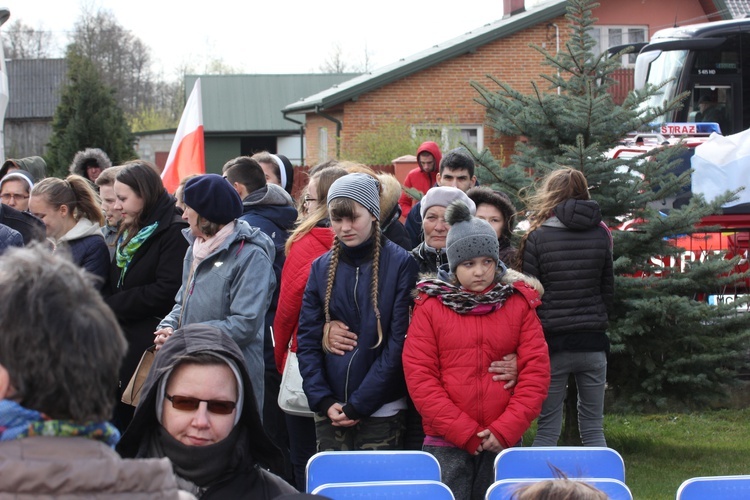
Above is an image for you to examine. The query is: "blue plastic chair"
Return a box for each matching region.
[306,451,442,493]
[493,447,625,482]
[312,480,455,499]
[485,478,632,500]
[677,475,750,499]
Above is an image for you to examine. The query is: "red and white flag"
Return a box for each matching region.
[161,78,205,193]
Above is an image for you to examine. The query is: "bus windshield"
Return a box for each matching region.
[636,49,689,119]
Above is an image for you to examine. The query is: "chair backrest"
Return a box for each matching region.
[486,478,632,500]
[313,480,455,499]
[306,451,442,493]
[494,447,625,482]
[677,475,750,499]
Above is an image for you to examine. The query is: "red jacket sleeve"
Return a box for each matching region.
[398,171,417,219]
[487,292,550,448]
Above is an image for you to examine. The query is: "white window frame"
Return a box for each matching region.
[410,124,484,152]
[589,25,647,68]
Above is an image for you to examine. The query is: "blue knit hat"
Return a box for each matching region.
[183,174,243,224]
[327,173,381,219]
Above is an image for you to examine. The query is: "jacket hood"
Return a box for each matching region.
[378,174,402,224]
[1,157,47,181]
[551,199,602,231]
[116,323,283,471]
[58,218,104,244]
[69,148,113,177]
[182,219,276,258]
[243,183,294,208]
[417,141,442,172]
[421,264,543,298]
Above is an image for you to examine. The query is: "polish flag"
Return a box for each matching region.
[161,79,205,193]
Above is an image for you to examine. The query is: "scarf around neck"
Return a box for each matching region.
[115,221,159,287]
[151,424,244,489]
[416,276,515,315]
[0,399,120,447]
[191,222,236,270]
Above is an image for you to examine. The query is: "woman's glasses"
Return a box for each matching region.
[0,194,29,202]
[166,394,236,414]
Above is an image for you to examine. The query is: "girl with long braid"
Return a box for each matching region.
[296,173,419,451]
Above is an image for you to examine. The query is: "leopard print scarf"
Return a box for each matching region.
[416,277,515,315]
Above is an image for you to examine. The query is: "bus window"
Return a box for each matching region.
[690,86,731,134]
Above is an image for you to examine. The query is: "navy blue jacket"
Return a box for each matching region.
[67,234,110,287]
[239,184,297,370]
[297,237,418,420]
[0,224,22,254]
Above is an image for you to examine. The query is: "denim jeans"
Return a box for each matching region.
[533,350,607,447]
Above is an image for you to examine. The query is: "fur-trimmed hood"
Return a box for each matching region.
[69,148,113,177]
[378,173,402,224]
[414,266,543,298]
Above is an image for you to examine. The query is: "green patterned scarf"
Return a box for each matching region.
[116,221,159,287]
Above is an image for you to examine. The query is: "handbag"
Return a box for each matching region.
[277,350,314,417]
[121,345,156,407]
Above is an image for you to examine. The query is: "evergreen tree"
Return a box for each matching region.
[45,47,136,177]
[470,0,750,412]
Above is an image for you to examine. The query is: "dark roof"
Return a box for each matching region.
[282,0,568,114]
[6,59,67,120]
[184,73,359,133]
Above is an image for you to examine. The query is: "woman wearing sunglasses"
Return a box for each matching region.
[117,323,297,498]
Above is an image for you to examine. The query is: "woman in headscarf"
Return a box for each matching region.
[118,323,297,498]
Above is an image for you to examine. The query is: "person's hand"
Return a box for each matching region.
[154,327,174,351]
[327,320,358,356]
[489,353,518,389]
[327,402,359,427]
[476,429,504,454]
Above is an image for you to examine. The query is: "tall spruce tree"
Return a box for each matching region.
[470,0,750,413]
[46,47,136,177]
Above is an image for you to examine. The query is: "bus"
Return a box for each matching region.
[633,18,750,136]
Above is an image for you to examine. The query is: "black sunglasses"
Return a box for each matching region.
[166,394,237,415]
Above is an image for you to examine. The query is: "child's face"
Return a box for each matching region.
[455,256,497,292]
[330,201,376,247]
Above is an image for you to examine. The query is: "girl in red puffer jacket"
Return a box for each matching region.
[403,201,550,500]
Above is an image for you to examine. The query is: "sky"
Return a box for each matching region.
[4,0,544,79]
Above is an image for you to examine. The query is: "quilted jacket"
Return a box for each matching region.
[273,226,335,372]
[403,275,550,453]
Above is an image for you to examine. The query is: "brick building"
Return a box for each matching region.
[283,0,736,166]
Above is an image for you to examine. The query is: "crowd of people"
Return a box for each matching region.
[0,145,614,500]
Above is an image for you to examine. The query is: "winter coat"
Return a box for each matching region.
[57,218,110,285]
[0,204,45,244]
[0,223,22,254]
[273,226,335,373]
[522,199,614,353]
[0,436,187,499]
[239,184,297,370]
[410,241,448,275]
[403,270,550,454]
[117,324,296,499]
[158,220,276,414]
[379,174,413,251]
[0,156,47,181]
[69,148,112,177]
[297,237,419,420]
[103,192,189,387]
[405,200,425,249]
[398,142,442,217]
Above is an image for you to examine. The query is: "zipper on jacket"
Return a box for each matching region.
[353,266,360,317]
[344,349,359,402]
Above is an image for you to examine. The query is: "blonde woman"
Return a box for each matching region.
[29,175,109,283]
[296,173,418,451]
